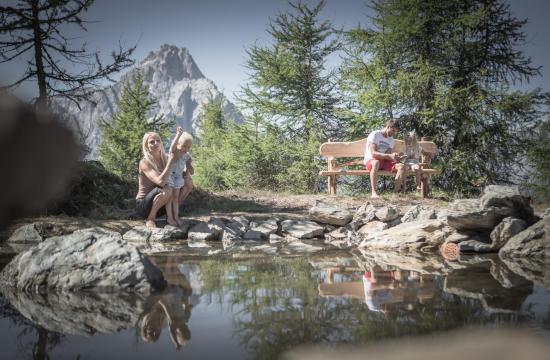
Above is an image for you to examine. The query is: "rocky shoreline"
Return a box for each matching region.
[0,185,548,293]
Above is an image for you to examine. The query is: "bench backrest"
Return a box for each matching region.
[319,138,438,158]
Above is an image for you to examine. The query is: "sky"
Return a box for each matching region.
[2,0,549,103]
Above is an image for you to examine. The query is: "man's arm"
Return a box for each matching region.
[369,142,401,161]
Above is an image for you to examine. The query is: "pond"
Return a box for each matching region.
[1,251,549,359]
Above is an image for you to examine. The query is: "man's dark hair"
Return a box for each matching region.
[384,118,400,129]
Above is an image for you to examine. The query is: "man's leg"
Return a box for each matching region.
[394,163,406,193]
[368,160,380,198]
[147,188,172,228]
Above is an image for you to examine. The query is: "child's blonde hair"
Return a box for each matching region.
[177,131,193,146]
[404,131,420,159]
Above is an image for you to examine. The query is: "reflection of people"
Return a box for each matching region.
[135,132,178,228]
[140,256,193,350]
[319,266,435,313]
[363,119,407,198]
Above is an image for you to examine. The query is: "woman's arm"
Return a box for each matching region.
[139,154,176,187]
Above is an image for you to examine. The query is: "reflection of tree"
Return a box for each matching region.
[199,257,537,360]
[1,296,64,360]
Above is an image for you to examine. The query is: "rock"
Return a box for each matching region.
[499,215,550,259]
[284,240,323,253]
[7,223,52,243]
[401,205,437,223]
[0,287,147,336]
[386,217,402,228]
[374,205,400,222]
[123,226,152,243]
[348,202,377,231]
[122,225,178,243]
[243,229,266,241]
[480,185,535,223]
[490,217,527,249]
[324,224,337,233]
[458,240,493,253]
[0,231,164,293]
[323,227,352,249]
[188,222,220,242]
[357,221,388,237]
[251,218,280,237]
[231,215,250,230]
[75,227,121,238]
[447,199,514,231]
[281,220,325,239]
[269,233,284,244]
[359,220,453,251]
[222,226,243,250]
[308,201,353,226]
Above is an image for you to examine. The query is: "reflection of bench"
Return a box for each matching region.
[319,138,441,198]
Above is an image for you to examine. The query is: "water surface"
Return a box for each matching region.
[1,252,549,359]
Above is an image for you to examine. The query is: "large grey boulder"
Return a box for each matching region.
[281,220,324,239]
[251,218,280,237]
[357,221,388,237]
[359,219,453,251]
[447,199,514,231]
[0,230,164,293]
[0,287,147,336]
[308,201,353,226]
[490,217,528,249]
[480,185,535,222]
[499,215,550,259]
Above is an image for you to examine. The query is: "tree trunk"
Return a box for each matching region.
[31,0,48,110]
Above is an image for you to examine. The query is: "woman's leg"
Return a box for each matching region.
[147,187,172,228]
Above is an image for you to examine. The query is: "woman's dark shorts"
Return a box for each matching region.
[135,187,166,219]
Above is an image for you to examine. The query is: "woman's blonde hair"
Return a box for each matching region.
[142,132,167,173]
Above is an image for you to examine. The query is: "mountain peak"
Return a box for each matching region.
[141,44,203,80]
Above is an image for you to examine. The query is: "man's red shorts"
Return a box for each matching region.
[365,159,398,172]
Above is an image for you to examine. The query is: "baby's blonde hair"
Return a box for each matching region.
[178,131,193,146]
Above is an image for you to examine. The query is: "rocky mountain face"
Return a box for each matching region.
[52,44,241,159]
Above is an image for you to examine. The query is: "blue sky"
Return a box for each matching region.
[2,0,549,102]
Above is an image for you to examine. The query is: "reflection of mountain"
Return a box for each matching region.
[0,288,147,336]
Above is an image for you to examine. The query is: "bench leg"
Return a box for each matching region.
[421,176,429,198]
[328,175,337,195]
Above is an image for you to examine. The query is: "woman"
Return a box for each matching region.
[135,132,178,228]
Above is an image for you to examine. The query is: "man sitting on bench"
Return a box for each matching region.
[364,119,407,198]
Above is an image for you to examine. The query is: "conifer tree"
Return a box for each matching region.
[98,73,171,182]
[239,0,340,141]
[194,96,228,189]
[340,0,549,194]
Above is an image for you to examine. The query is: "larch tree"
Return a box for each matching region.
[0,0,135,109]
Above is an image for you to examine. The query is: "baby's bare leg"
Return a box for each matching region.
[412,164,421,190]
[172,188,182,226]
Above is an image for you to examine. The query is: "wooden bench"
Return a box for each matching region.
[319,138,441,198]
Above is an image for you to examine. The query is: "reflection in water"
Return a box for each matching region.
[319,266,436,314]
[0,253,548,359]
[141,255,194,350]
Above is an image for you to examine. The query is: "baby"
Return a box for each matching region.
[403,131,423,190]
[166,127,193,226]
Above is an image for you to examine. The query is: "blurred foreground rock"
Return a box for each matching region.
[283,328,550,360]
